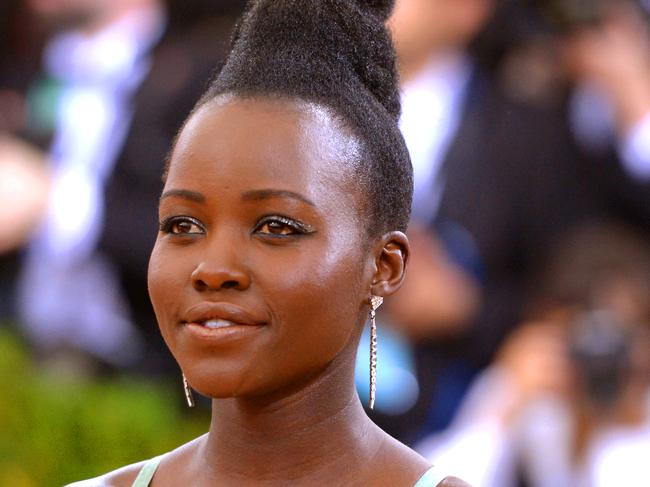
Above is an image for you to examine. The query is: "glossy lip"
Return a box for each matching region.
[180,301,267,344]
[183,301,267,327]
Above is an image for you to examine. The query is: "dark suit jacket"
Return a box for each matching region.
[431,72,595,364]
[433,73,650,365]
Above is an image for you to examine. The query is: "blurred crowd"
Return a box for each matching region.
[1,0,650,485]
[0,0,244,373]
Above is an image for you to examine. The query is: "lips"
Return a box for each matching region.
[183,301,266,328]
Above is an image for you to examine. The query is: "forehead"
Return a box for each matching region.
[167,96,362,199]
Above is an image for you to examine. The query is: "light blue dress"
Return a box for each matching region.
[131,456,449,486]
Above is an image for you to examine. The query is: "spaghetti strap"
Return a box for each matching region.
[131,456,163,487]
[412,466,449,487]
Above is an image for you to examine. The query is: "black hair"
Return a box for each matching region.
[187,0,412,237]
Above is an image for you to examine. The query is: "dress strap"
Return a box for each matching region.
[131,456,163,487]
[412,466,449,487]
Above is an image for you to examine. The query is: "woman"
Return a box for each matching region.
[70,0,469,485]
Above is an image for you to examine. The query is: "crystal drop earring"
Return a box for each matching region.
[369,295,383,410]
[182,373,195,408]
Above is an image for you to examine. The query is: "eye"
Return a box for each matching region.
[254,215,312,237]
[159,216,205,235]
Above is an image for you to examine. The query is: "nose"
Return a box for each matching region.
[191,253,251,292]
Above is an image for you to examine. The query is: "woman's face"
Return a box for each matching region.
[148,96,374,399]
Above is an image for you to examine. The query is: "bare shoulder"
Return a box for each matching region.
[64,460,147,487]
[369,427,472,487]
[66,435,206,487]
[379,427,431,469]
[367,425,433,485]
[437,476,472,487]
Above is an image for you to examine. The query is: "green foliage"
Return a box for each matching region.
[0,329,209,486]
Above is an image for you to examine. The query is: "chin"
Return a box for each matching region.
[190,376,255,400]
[183,363,254,398]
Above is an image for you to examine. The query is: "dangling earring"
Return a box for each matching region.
[182,373,195,408]
[369,295,383,410]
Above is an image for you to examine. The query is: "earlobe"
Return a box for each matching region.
[370,231,410,298]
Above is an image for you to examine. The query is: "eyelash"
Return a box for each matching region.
[254,215,313,237]
[159,216,205,235]
[158,215,313,238]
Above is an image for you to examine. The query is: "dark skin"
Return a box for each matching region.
[78,96,468,487]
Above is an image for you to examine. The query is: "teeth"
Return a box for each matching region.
[202,319,236,329]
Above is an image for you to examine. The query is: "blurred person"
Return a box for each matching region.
[562,0,650,221]
[0,0,241,371]
[497,0,650,220]
[9,0,168,368]
[377,0,595,442]
[417,221,650,486]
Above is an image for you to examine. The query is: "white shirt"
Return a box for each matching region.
[571,83,650,181]
[399,53,472,224]
[619,114,650,180]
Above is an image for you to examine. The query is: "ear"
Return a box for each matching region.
[370,231,410,298]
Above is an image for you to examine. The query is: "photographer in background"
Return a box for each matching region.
[562,0,650,221]
[505,0,650,220]
[417,220,650,487]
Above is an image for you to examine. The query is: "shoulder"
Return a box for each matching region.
[65,460,147,487]
[67,435,207,486]
[366,427,436,486]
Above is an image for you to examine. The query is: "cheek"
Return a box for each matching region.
[148,242,186,345]
[262,240,367,362]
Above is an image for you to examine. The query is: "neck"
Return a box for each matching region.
[201,357,380,484]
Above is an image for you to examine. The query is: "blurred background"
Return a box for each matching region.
[1,0,650,485]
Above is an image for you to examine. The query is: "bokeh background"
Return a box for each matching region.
[1,0,649,485]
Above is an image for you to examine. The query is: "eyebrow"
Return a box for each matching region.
[241,189,316,207]
[159,189,206,203]
[160,188,316,207]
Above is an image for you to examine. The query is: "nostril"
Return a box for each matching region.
[193,279,208,292]
[190,263,249,291]
[192,278,241,291]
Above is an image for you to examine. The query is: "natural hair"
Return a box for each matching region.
[184,0,413,237]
